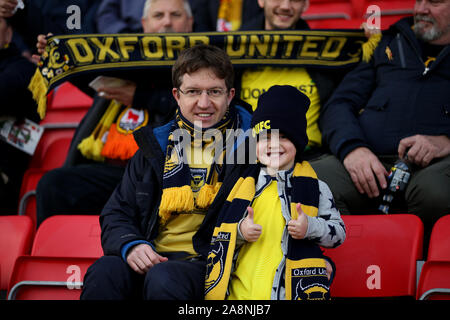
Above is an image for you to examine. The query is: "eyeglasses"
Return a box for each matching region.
[177,88,228,98]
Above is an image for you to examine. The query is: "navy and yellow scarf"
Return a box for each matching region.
[205,161,330,300]
[158,107,239,224]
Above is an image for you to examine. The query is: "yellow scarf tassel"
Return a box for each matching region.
[28,68,48,119]
[196,183,222,208]
[159,185,195,224]
[362,33,382,63]
[77,100,121,161]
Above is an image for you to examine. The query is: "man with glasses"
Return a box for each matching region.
[35,0,196,227]
[81,44,252,300]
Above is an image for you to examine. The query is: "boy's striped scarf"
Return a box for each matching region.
[204,161,331,300]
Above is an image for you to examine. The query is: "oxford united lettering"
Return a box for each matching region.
[31,30,365,117]
[39,30,364,84]
[61,32,362,66]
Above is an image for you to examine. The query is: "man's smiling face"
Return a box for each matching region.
[258,0,310,30]
[173,68,235,128]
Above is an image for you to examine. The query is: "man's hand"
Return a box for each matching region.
[126,243,168,275]
[239,207,262,242]
[360,22,381,39]
[98,81,137,106]
[398,135,450,167]
[343,147,388,198]
[287,203,308,239]
[0,0,17,18]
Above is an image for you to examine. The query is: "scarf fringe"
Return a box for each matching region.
[159,185,195,224]
[28,68,48,119]
[197,183,222,208]
[78,135,105,162]
[362,33,382,63]
[77,100,121,161]
[101,123,139,160]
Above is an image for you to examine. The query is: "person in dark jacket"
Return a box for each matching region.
[0,17,39,214]
[0,0,100,52]
[34,0,194,227]
[310,0,450,239]
[80,44,252,300]
[235,0,345,161]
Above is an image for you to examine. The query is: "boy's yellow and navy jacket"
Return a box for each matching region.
[99,103,252,260]
[321,17,450,161]
[204,163,346,300]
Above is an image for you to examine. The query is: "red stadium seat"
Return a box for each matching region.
[48,82,93,111]
[39,108,89,129]
[40,82,92,129]
[361,0,414,29]
[304,0,354,21]
[6,215,102,300]
[0,216,34,291]
[311,18,365,29]
[17,168,48,227]
[416,215,450,300]
[427,215,450,262]
[322,214,423,298]
[19,128,75,224]
[416,261,450,300]
[7,256,96,300]
[367,0,415,16]
[27,128,75,170]
[31,215,103,258]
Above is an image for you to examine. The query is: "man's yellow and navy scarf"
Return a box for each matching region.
[158,107,239,224]
[205,162,330,300]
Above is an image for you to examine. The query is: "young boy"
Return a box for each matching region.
[205,85,346,300]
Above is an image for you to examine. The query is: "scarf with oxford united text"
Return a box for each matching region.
[28,30,377,119]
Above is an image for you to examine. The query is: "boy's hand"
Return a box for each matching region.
[240,207,262,242]
[288,203,308,239]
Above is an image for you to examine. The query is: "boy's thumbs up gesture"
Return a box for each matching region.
[240,207,263,242]
[288,203,309,239]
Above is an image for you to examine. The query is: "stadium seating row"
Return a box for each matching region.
[9,82,91,224]
[1,214,449,300]
[304,0,414,30]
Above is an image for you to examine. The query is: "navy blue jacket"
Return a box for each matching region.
[99,105,252,258]
[320,17,450,161]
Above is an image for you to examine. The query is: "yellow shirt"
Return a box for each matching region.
[228,180,285,300]
[240,67,322,147]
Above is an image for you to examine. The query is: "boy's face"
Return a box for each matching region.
[256,131,296,172]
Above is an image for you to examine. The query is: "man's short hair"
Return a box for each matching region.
[142,0,193,19]
[172,44,234,90]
